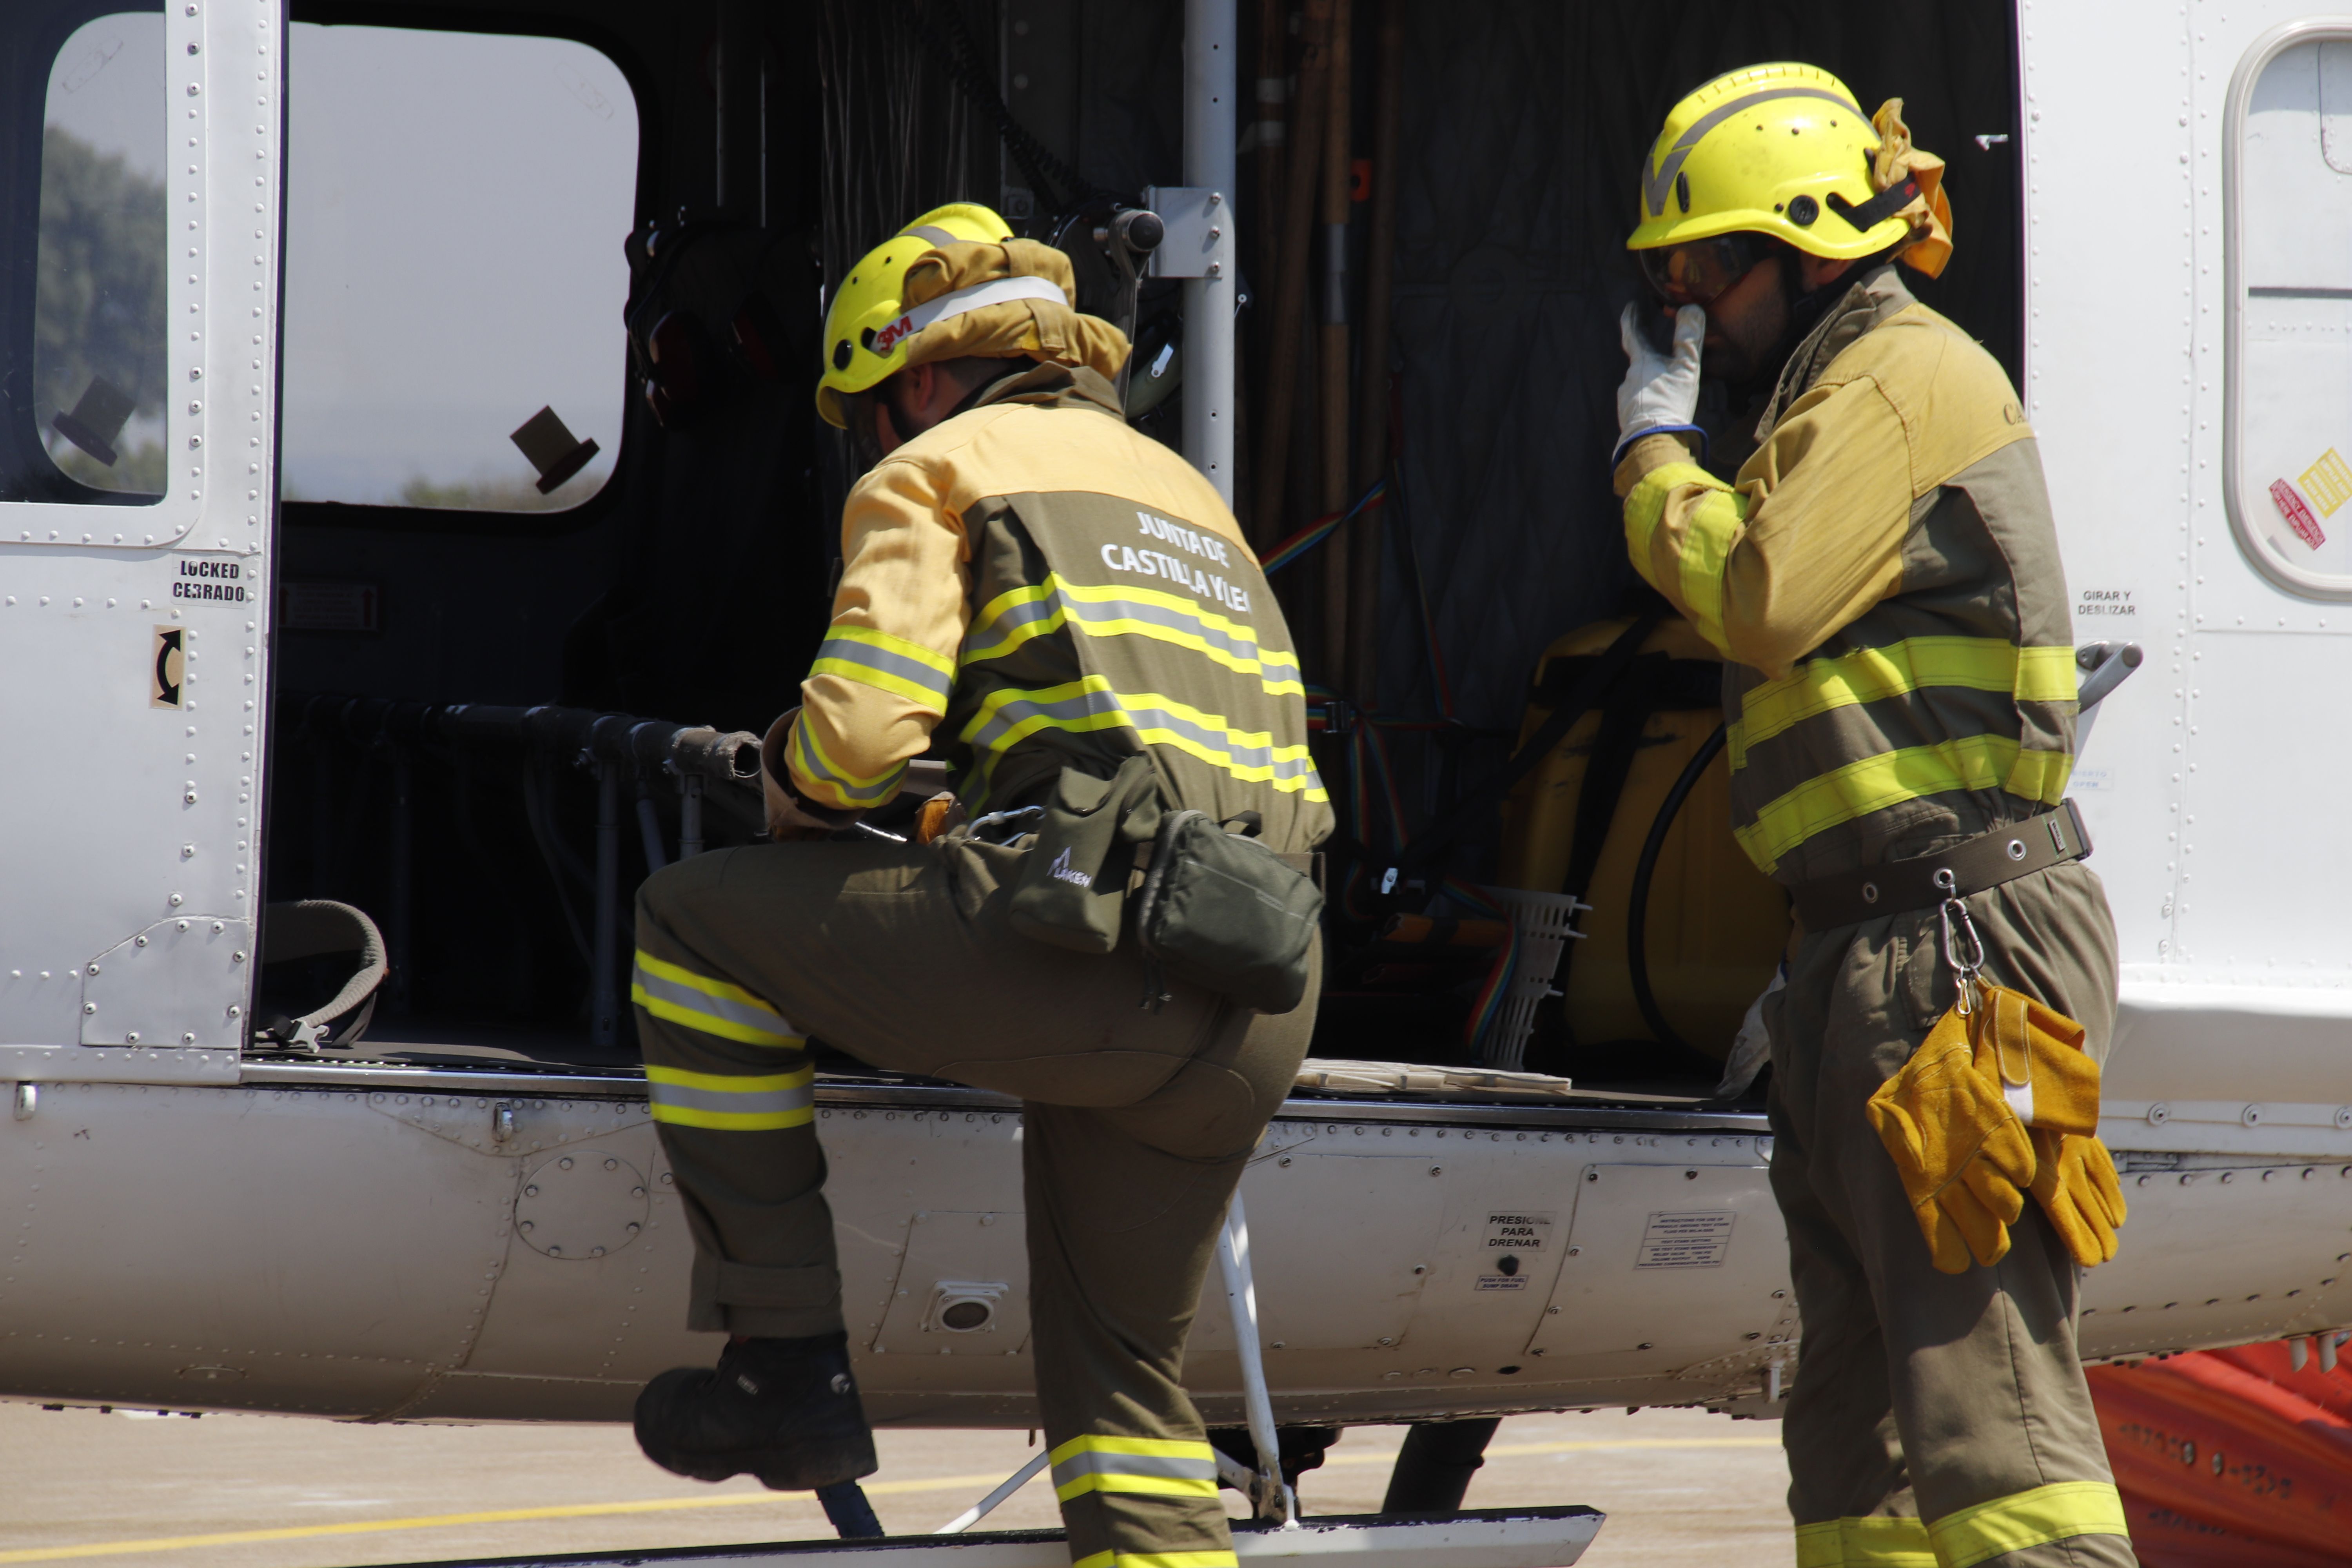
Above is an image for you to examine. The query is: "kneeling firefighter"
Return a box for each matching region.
[1612,67,2135,1568]
[629,201,1332,1568]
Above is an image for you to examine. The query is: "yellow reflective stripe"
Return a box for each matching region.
[1675,488,1744,658]
[1926,1481,2129,1568]
[1623,461,1703,575]
[1054,1474,1218,1502]
[632,951,775,1011]
[961,676,1327,801]
[1055,577,1303,693]
[1624,461,1744,655]
[644,1064,816,1130]
[785,719,906,809]
[811,626,957,715]
[2013,644,2081,703]
[1734,733,2042,875]
[825,623,955,678]
[631,988,799,1048]
[2004,744,2073,805]
[630,951,802,1047]
[964,581,1060,662]
[1794,1515,1936,1568]
[1732,638,2078,770]
[964,574,1303,696]
[648,1102,815,1132]
[644,1063,813,1094]
[1058,1439,1223,1467]
[1049,1435,1220,1463]
[1048,1434,1222,1503]
[1071,1555,1237,1568]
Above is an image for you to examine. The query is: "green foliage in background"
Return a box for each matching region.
[36,124,165,491]
[396,471,605,512]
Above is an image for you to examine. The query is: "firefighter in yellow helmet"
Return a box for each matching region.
[1613,67,2136,1568]
[628,202,1332,1568]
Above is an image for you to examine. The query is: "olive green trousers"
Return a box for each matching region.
[1765,861,2137,1568]
[632,835,1316,1568]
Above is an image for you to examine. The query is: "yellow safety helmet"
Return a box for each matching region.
[815,203,1022,427]
[1627,63,1920,262]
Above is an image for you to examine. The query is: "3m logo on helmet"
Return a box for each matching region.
[868,314,918,356]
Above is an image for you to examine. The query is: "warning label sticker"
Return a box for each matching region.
[171,557,252,604]
[2303,448,2352,517]
[2270,479,2327,550]
[1634,1210,1737,1269]
[1475,1210,1553,1292]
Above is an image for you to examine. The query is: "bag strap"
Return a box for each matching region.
[1379,606,1665,896]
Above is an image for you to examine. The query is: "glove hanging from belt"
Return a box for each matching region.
[1869,979,2128,1274]
[1866,1005,2038,1274]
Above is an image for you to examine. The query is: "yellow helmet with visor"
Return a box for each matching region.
[1628,63,1953,300]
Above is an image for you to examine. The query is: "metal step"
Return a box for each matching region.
[385,1508,1607,1568]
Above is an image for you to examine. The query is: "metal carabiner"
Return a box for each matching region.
[963,804,1043,846]
[1934,867,1987,1016]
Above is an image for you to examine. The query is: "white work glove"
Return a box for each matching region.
[1613,301,1706,465]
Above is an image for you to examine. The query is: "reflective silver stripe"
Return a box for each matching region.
[904,224,961,247]
[965,586,1302,683]
[631,965,796,1038]
[1051,1450,1220,1488]
[962,684,1322,787]
[786,723,905,806]
[814,635,956,704]
[648,1078,814,1119]
[963,590,1062,657]
[1642,86,1860,218]
[1060,592,1301,677]
[904,276,1069,334]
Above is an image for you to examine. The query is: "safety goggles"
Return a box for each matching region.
[1637,232,1773,307]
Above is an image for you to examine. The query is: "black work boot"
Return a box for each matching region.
[634,1332,878,1491]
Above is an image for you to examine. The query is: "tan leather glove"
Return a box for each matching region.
[913,793,965,844]
[1970,983,2100,1136]
[1866,1006,2038,1274]
[2029,1128,2128,1267]
[1968,983,2123,1264]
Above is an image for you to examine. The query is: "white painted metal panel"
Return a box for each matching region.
[0,0,279,1083]
[2015,0,2194,1006]
[2027,1,2352,1126]
[1522,1164,1791,1377]
[2082,1160,2352,1356]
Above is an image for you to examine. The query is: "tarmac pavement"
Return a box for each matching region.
[0,1400,1792,1566]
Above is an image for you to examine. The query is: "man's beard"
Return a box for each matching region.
[842,392,887,476]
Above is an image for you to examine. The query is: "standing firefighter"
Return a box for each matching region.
[1612,66,2136,1568]
[630,202,1332,1568]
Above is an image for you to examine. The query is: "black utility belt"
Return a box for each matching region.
[1790,800,2091,931]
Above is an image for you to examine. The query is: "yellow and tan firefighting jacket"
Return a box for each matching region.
[782,361,1333,857]
[1616,266,2077,885]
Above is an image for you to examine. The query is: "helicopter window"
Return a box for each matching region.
[34,9,169,502]
[2227,30,2352,597]
[278,23,636,514]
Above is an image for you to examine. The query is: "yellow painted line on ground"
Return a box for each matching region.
[1320,1437,1780,1466]
[0,1438,1780,1564]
